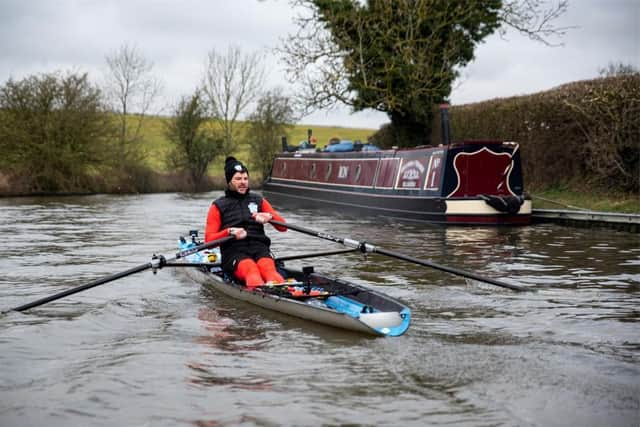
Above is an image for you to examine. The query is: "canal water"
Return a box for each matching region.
[0,192,638,426]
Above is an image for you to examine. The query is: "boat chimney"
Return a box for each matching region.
[281,136,287,152]
[439,103,451,145]
[307,128,312,144]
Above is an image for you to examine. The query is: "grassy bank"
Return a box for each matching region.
[529,187,639,213]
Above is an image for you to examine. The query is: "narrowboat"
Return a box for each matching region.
[263,112,531,225]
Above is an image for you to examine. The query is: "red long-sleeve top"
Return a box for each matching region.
[204,198,287,242]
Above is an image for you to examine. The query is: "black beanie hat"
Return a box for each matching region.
[224,156,248,183]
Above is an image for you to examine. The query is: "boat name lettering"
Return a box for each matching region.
[403,170,420,180]
[399,160,426,188]
[425,155,443,190]
[338,165,349,178]
[401,160,425,175]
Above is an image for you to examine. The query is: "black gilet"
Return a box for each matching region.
[213,189,270,247]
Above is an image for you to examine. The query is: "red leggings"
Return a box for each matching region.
[235,257,284,289]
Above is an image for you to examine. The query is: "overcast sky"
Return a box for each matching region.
[0,0,637,129]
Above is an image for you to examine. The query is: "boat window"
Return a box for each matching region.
[280,161,287,176]
[325,163,332,180]
[310,163,317,179]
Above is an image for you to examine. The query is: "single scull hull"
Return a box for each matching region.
[179,240,411,337]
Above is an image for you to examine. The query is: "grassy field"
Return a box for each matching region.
[286,125,378,147]
[139,115,171,171]
[139,115,377,173]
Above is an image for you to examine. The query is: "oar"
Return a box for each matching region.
[164,248,358,268]
[270,220,532,292]
[6,235,234,313]
[275,247,357,262]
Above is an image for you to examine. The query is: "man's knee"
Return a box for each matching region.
[257,257,284,283]
[236,258,263,288]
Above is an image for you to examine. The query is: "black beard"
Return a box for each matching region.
[225,187,250,198]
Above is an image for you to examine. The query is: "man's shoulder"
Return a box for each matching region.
[212,195,227,207]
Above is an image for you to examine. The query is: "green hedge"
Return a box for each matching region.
[434,75,639,193]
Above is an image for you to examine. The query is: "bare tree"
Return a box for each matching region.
[599,62,639,77]
[104,43,162,163]
[201,45,265,157]
[499,0,572,46]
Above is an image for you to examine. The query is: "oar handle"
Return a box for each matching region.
[174,235,234,260]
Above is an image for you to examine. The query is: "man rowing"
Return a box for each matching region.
[204,156,288,289]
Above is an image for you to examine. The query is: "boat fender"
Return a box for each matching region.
[480,195,524,214]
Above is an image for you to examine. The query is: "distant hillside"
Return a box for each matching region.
[140,117,377,174]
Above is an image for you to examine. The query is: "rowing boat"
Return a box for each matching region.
[177,235,411,337]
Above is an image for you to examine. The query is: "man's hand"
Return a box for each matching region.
[228,227,247,239]
[252,212,273,224]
